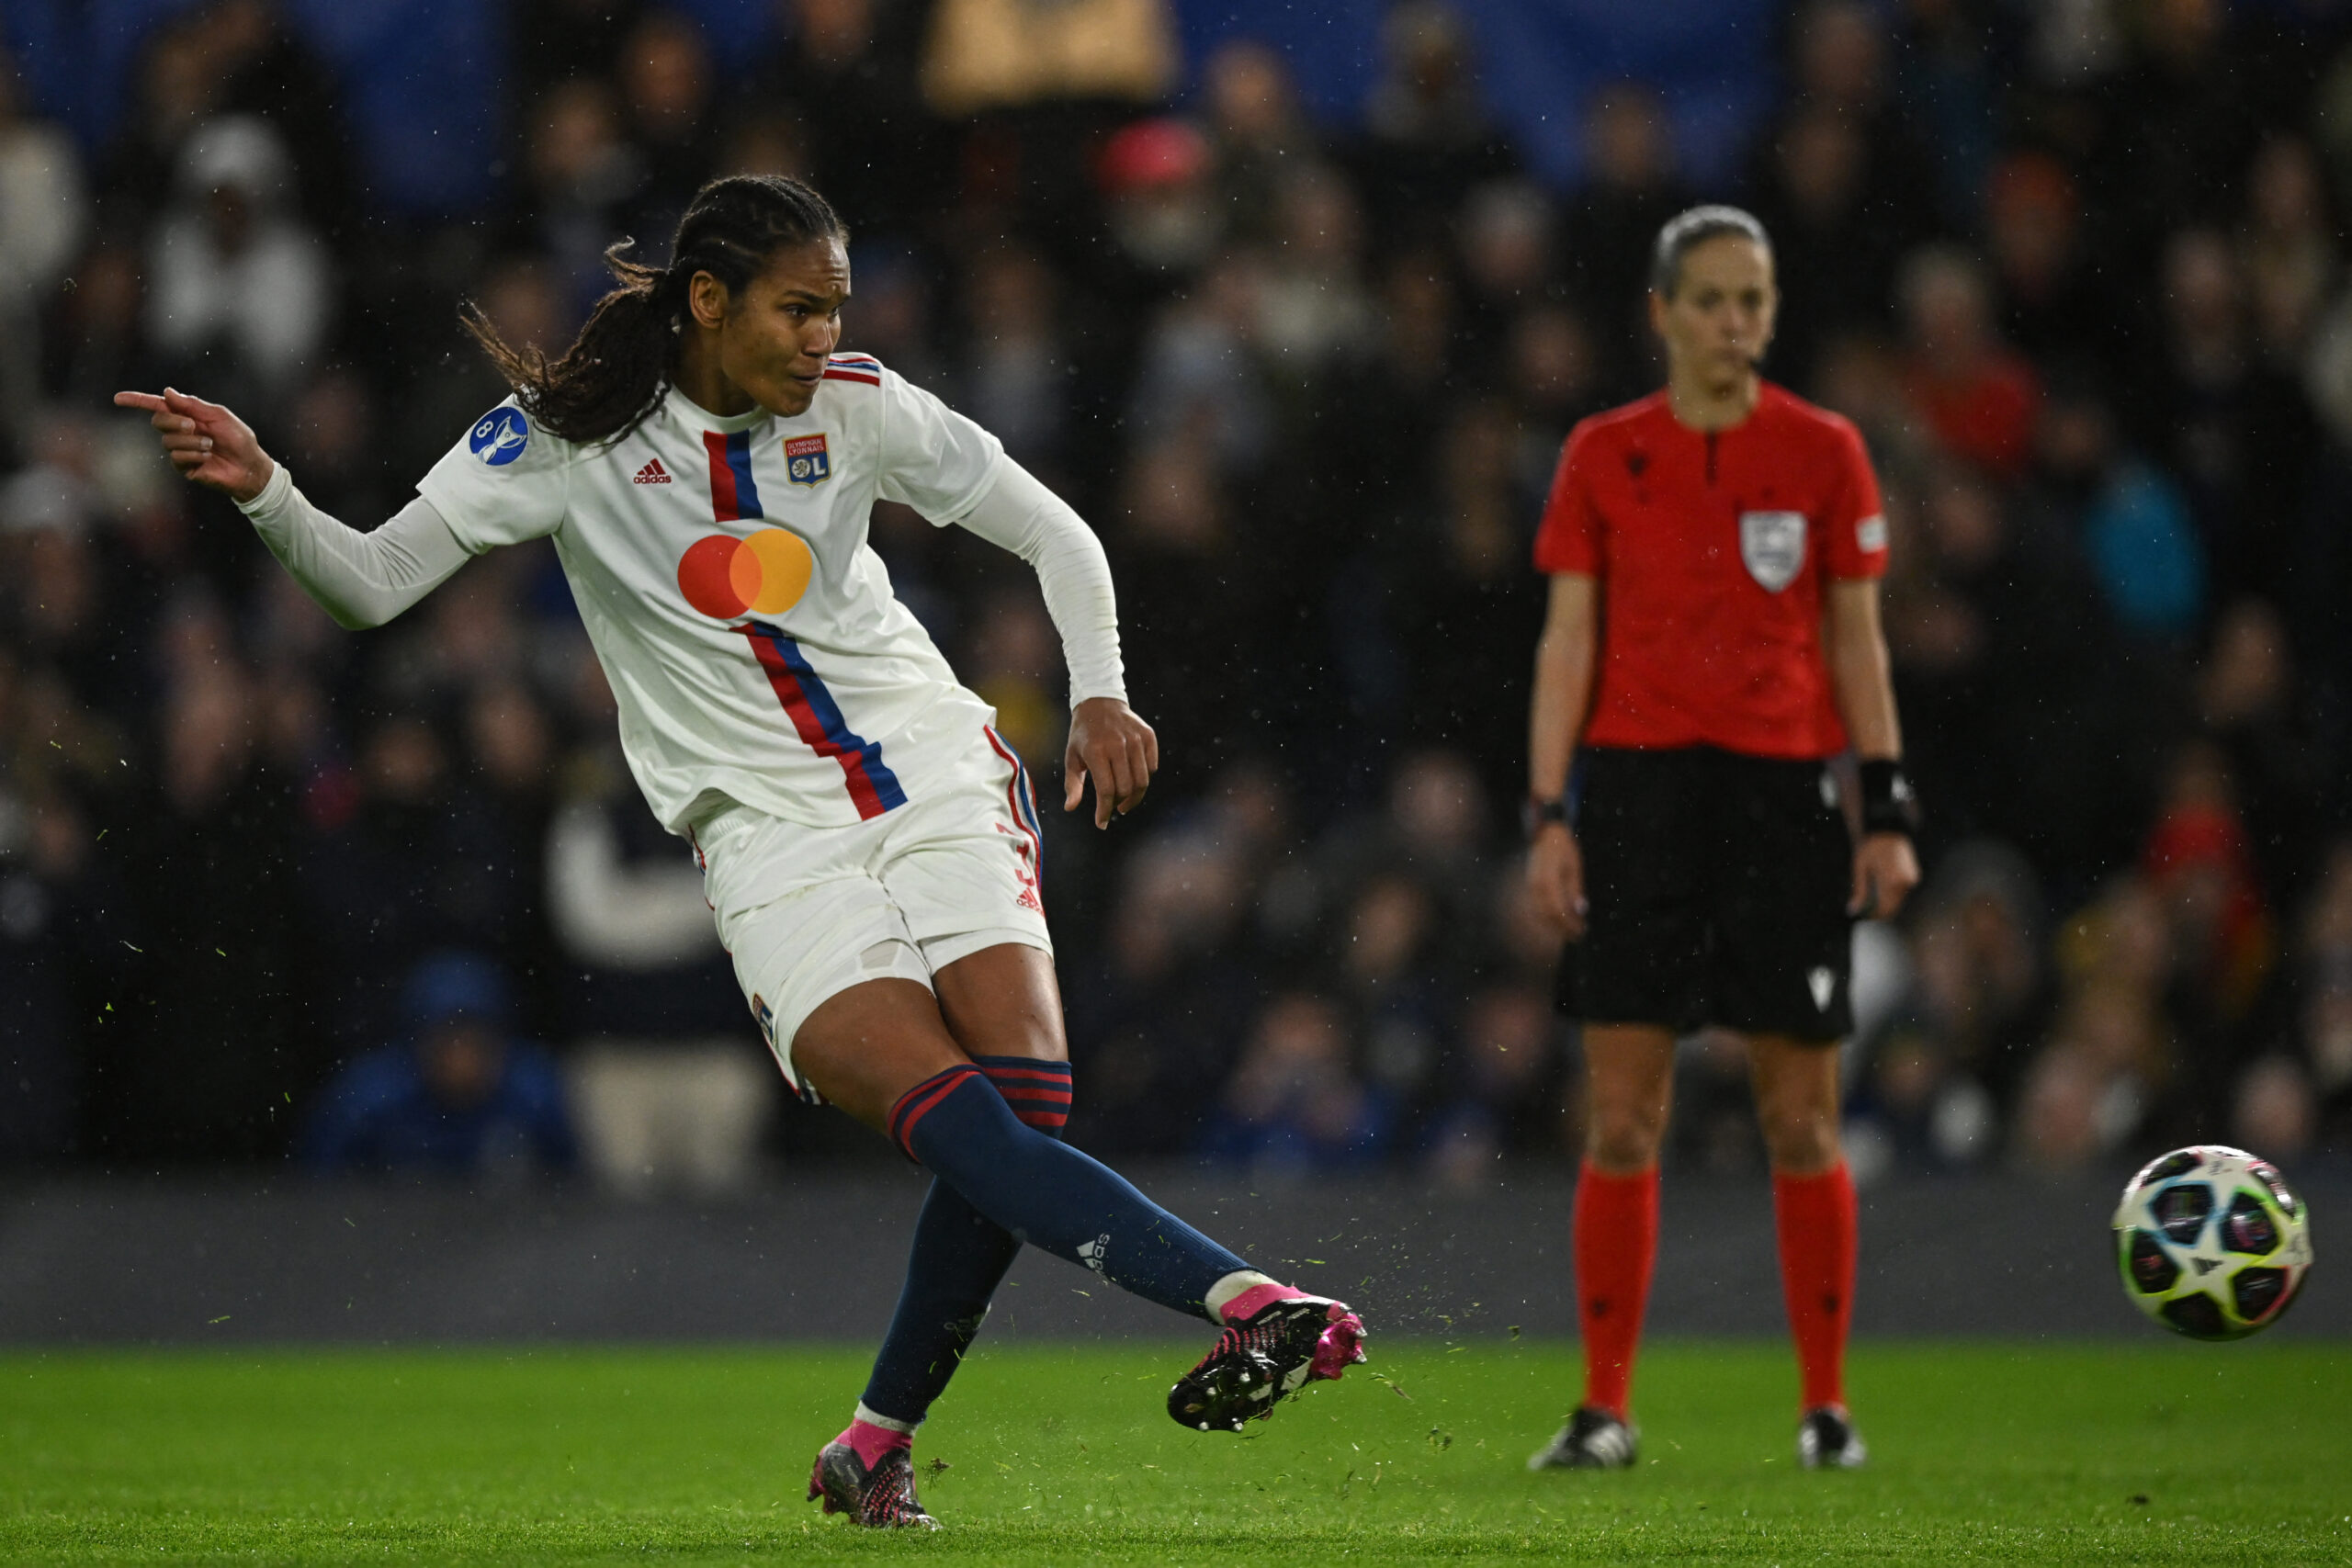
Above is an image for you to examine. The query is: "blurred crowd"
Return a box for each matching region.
[2,0,2349,1190]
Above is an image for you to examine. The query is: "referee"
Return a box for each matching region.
[1522,207,1918,1472]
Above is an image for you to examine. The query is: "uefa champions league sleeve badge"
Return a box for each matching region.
[786,434,832,486]
[469,407,530,467]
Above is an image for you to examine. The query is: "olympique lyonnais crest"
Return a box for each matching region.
[1738,509,1807,592]
[785,434,831,486]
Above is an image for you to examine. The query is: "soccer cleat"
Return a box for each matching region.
[807,1441,941,1529]
[1167,1294,1367,1432]
[1527,1405,1639,1470]
[1798,1405,1867,1470]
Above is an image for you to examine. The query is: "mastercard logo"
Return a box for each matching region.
[677,529,814,619]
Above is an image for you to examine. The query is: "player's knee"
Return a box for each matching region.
[1758,1102,1840,1173]
[1585,1103,1667,1171]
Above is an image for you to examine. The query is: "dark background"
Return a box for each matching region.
[2,0,2349,1201]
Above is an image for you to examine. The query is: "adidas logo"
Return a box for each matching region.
[633,458,672,484]
[1808,966,1836,1011]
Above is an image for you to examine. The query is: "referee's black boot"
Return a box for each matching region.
[1798,1405,1868,1470]
[1527,1405,1638,1470]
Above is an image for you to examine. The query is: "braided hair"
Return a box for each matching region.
[464,175,847,446]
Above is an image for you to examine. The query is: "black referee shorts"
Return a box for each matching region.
[1558,746,1855,1043]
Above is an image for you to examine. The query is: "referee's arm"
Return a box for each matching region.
[1823,580,1920,919]
[1527,572,1598,936]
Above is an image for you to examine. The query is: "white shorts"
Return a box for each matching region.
[691,725,1052,1101]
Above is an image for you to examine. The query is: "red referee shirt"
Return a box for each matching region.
[1532,383,1888,761]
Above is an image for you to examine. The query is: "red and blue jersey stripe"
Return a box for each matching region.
[822,354,882,386]
[701,425,903,819]
[739,620,908,819]
[702,428,764,521]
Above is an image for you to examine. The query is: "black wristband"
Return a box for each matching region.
[1859,760,1919,838]
[1522,795,1570,841]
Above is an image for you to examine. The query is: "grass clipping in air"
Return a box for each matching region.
[1,1342,2346,1564]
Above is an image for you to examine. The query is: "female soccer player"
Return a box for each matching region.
[121,174,1363,1529]
[1521,206,1919,1472]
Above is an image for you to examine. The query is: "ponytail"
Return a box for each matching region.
[463,174,848,446]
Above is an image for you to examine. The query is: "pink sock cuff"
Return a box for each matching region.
[1221,1281,1312,1324]
[841,1417,914,1470]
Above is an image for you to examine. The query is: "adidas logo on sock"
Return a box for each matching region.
[633,458,673,484]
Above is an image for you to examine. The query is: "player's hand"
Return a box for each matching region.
[1064,696,1158,829]
[1850,831,1919,920]
[1528,821,1588,939]
[114,388,275,503]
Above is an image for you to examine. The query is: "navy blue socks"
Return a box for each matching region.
[887,1062,1249,1325]
[858,1057,1068,1427]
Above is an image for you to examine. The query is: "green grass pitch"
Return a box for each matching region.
[3,1341,2348,1564]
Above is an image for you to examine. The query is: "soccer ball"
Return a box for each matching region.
[2112,1145,2313,1340]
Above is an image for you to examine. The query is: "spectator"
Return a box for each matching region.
[1356,1,1516,247]
[546,761,775,1193]
[956,243,1070,469]
[616,11,720,238]
[0,62,85,462]
[1983,152,2111,370]
[518,80,647,323]
[2030,374,2205,644]
[2281,842,2352,1151]
[1200,991,1392,1171]
[1896,245,2040,479]
[2141,228,2318,605]
[144,116,332,423]
[1423,982,1566,1189]
[303,952,577,1178]
[2238,136,2335,364]
[0,793,120,1162]
[1562,84,1691,387]
[2196,599,2324,910]
[755,0,937,232]
[109,661,315,1160]
[1096,117,1221,291]
[1198,39,1313,248]
[1848,840,2047,1171]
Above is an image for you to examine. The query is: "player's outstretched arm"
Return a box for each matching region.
[116,388,275,502]
[115,387,472,630]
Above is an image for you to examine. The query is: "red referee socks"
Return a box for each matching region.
[1574,1162,1658,1421]
[1771,1162,1859,1412]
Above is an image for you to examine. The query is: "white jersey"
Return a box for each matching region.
[418,355,1004,833]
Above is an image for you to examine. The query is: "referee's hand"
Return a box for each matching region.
[1850,832,1920,920]
[1064,696,1159,829]
[1529,822,1588,940]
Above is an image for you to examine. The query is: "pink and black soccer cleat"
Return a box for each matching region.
[1167,1294,1368,1432]
[807,1441,940,1529]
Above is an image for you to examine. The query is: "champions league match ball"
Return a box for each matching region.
[2113,1145,2313,1340]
